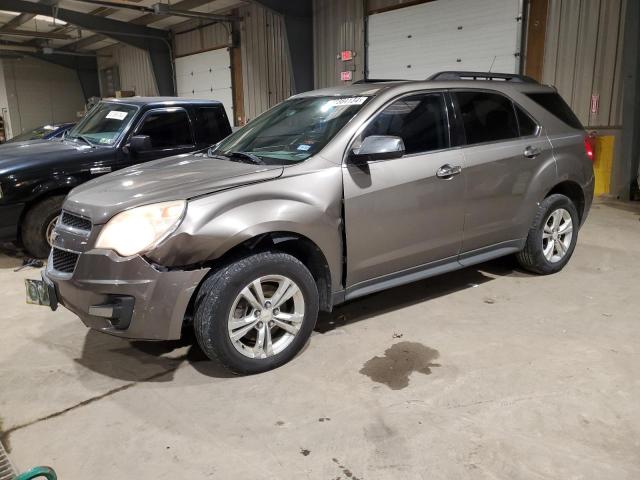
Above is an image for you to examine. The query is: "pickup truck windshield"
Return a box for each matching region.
[67,103,138,146]
[211,96,370,164]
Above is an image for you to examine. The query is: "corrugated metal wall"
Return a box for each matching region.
[172,3,292,121]
[173,21,231,57]
[2,56,85,137]
[313,0,365,88]
[97,44,159,96]
[239,3,292,120]
[542,0,626,127]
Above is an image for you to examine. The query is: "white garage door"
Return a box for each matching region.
[175,48,234,122]
[368,0,522,80]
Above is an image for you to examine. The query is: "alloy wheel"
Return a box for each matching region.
[227,275,305,359]
[542,208,573,263]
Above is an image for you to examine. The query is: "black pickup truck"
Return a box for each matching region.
[0,97,232,257]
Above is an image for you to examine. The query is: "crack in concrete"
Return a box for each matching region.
[0,357,186,453]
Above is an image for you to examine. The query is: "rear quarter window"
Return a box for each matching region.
[525,92,583,130]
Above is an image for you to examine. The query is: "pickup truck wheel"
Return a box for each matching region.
[194,252,319,374]
[21,195,65,259]
[516,194,579,275]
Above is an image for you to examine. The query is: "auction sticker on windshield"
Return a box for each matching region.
[106,111,129,120]
[325,97,368,107]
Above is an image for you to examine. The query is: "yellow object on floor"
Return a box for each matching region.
[594,136,614,195]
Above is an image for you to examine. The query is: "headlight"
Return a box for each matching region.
[95,200,186,257]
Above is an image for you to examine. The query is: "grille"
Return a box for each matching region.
[52,248,79,273]
[61,211,92,231]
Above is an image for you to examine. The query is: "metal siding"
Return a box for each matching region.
[590,0,622,126]
[313,0,365,88]
[239,3,292,121]
[2,56,85,137]
[543,0,626,127]
[609,0,626,126]
[571,0,600,123]
[174,21,230,57]
[97,44,158,96]
[367,0,522,80]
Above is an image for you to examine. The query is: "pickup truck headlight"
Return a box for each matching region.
[95,200,186,257]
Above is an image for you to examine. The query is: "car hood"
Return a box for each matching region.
[0,139,97,175]
[65,153,284,223]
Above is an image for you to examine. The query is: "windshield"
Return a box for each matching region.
[67,103,138,146]
[211,96,370,164]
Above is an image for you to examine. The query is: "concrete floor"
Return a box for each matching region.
[1,200,639,480]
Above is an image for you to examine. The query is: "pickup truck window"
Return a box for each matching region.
[67,103,137,146]
[196,106,231,145]
[137,110,194,149]
[211,96,370,164]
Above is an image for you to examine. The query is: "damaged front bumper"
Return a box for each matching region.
[44,248,210,340]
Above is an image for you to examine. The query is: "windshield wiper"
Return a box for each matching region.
[227,151,265,165]
[70,135,94,147]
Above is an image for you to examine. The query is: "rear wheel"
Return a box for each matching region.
[21,195,65,259]
[516,194,579,274]
[194,252,319,374]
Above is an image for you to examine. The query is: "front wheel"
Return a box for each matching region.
[194,252,319,374]
[21,195,65,259]
[516,194,579,275]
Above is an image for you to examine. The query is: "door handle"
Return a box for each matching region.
[523,146,541,158]
[436,164,462,179]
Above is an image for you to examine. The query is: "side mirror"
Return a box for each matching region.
[350,135,405,163]
[129,135,152,153]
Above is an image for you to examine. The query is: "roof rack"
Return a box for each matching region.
[427,71,538,84]
[352,78,408,84]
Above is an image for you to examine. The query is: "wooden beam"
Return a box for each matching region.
[230,9,245,126]
[524,0,549,82]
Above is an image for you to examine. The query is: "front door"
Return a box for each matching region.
[343,92,466,289]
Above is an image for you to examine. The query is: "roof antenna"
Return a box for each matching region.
[488,56,497,73]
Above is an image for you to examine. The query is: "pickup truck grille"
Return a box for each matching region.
[52,248,80,273]
[61,211,92,232]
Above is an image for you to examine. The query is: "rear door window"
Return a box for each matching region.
[137,109,194,149]
[454,91,519,145]
[525,92,583,130]
[515,105,538,136]
[362,93,450,155]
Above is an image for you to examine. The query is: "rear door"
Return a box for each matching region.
[452,90,553,254]
[343,91,466,288]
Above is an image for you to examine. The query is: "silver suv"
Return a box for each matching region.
[28,72,594,374]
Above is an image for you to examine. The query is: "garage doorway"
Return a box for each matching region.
[175,48,234,123]
[367,0,523,80]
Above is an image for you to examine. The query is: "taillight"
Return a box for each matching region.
[584,134,596,163]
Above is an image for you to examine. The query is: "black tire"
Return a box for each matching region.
[21,195,65,259]
[194,252,319,374]
[516,194,579,275]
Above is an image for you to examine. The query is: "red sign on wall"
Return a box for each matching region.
[340,50,353,61]
[341,71,353,82]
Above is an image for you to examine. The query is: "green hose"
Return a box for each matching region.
[15,466,57,480]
